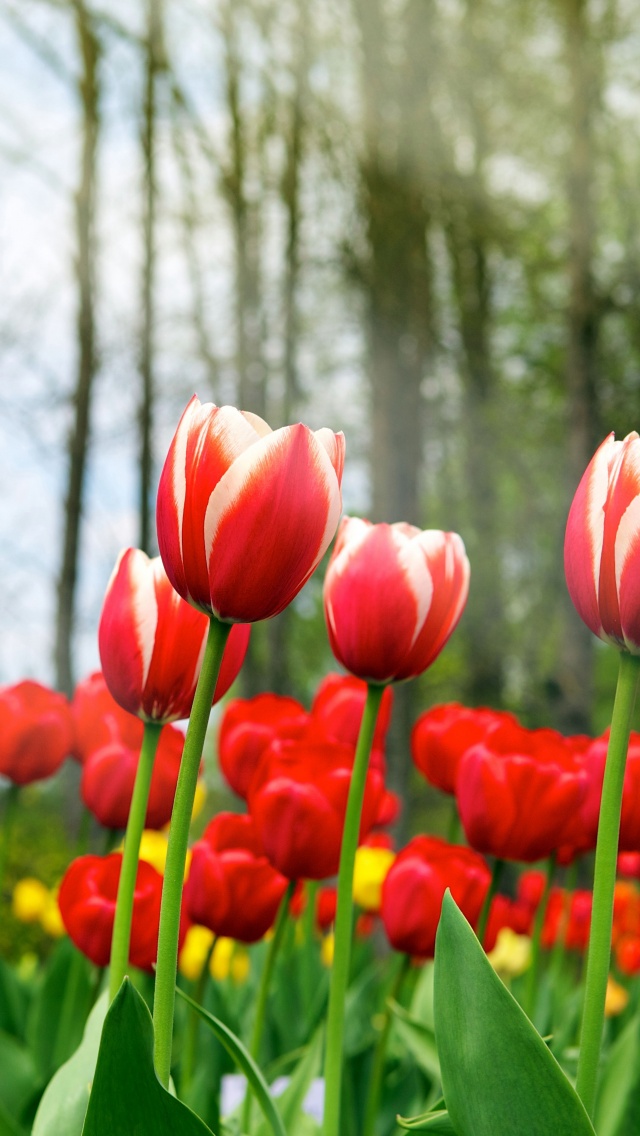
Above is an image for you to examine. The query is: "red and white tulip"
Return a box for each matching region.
[565,431,640,653]
[323,517,470,683]
[98,547,249,723]
[156,397,345,623]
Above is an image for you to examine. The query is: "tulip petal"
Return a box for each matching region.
[564,434,617,642]
[204,424,342,621]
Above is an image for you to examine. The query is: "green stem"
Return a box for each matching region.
[576,650,640,1116]
[153,616,231,1087]
[523,854,555,1019]
[0,784,20,905]
[362,953,411,1136]
[322,682,385,1136]
[109,720,162,1001]
[241,881,295,1133]
[476,857,505,946]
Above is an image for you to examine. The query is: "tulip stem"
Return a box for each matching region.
[109,721,162,1002]
[153,616,231,1087]
[576,650,640,1117]
[0,784,20,907]
[241,881,295,1133]
[476,857,505,946]
[322,682,385,1136]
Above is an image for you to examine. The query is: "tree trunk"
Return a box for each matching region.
[54,0,100,695]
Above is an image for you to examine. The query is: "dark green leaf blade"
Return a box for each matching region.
[32,991,108,1136]
[595,1008,640,1136]
[81,980,214,1136]
[434,892,596,1136]
[397,1108,458,1132]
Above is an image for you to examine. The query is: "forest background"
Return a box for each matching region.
[2,0,640,857]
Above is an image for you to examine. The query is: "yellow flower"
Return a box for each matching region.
[321,932,335,968]
[210,937,235,981]
[138,830,169,875]
[352,847,395,913]
[230,947,250,985]
[192,780,207,821]
[605,975,629,1017]
[487,929,531,979]
[12,878,49,923]
[41,890,65,938]
[179,925,215,981]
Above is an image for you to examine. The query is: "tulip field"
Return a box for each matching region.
[2,406,640,1136]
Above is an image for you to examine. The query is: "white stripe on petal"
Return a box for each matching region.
[615,496,640,598]
[171,401,201,566]
[130,551,159,689]
[588,438,620,597]
[397,531,434,645]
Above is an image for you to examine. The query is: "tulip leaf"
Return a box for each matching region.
[176,986,287,1136]
[32,992,108,1136]
[434,892,596,1136]
[254,1028,324,1136]
[388,998,440,1081]
[397,1108,458,1132]
[595,1008,640,1136]
[82,980,214,1136]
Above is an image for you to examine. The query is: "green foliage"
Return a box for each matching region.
[595,1008,640,1136]
[432,892,596,1136]
[31,992,108,1136]
[83,981,215,1136]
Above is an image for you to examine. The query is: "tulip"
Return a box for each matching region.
[482,894,533,954]
[456,721,589,863]
[184,813,288,943]
[381,836,490,958]
[411,702,517,796]
[217,693,309,799]
[541,888,592,952]
[565,431,640,654]
[0,680,73,785]
[80,725,187,831]
[58,853,181,971]
[323,518,469,684]
[311,673,393,757]
[71,671,140,765]
[156,396,345,623]
[99,548,250,724]
[248,737,384,880]
[564,431,640,1114]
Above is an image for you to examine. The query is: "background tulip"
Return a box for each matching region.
[411,702,517,795]
[217,693,309,799]
[0,680,73,785]
[58,853,172,970]
[98,547,250,723]
[248,737,384,880]
[70,671,138,764]
[80,724,186,830]
[310,673,393,755]
[381,836,490,957]
[323,517,470,683]
[156,397,345,623]
[183,812,288,942]
[564,431,640,653]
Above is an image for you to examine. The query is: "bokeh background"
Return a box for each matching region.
[2,0,640,887]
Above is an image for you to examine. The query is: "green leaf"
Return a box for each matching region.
[434,892,596,1136]
[397,1107,458,1132]
[0,1028,42,1126]
[81,980,215,1135]
[409,961,435,1032]
[176,985,287,1136]
[254,1028,324,1136]
[0,1096,27,1136]
[0,958,29,1040]
[26,939,94,1078]
[595,1009,640,1136]
[32,992,108,1136]
[388,998,440,1080]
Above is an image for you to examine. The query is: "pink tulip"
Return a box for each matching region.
[323,518,470,683]
[98,547,250,723]
[565,431,640,653]
[156,397,345,623]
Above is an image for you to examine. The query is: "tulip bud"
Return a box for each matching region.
[323,518,469,684]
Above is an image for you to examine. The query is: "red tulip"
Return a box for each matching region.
[565,431,640,653]
[248,738,384,880]
[98,548,249,723]
[217,693,309,799]
[80,724,186,830]
[316,887,338,932]
[183,813,288,943]
[541,888,592,952]
[411,703,518,795]
[156,397,345,623]
[0,680,73,785]
[310,673,393,756]
[616,935,640,976]
[577,731,640,854]
[323,518,469,683]
[456,721,589,862]
[58,853,178,970]
[482,894,534,953]
[381,836,490,958]
[71,672,139,764]
[618,852,640,879]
